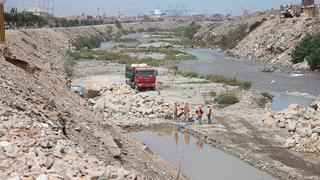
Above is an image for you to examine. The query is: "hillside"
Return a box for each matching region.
[0,24,183,179]
[197,11,320,69]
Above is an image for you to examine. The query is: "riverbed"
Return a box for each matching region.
[101,33,320,111]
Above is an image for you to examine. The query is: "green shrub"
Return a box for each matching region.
[308,48,320,70]
[205,75,251,90]
[292,33,315,64]
[184,22,201,39]
[215,23,249,50]
[63,51,75,77]
[178,71,199,78]
[73,36,104,50]
[184,80,211,84]
[214,93,239,107]
[291,33,320,67]
[256,92,273,108]
[70,49,95,60]
[261,92,273,100]
[115,21,123,29]
[249,20,263,32]
[208,91,217,97]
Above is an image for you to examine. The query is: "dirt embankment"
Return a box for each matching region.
[197,11,320,69]
[0,24,184,179]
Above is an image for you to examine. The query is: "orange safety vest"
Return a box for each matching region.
[208,108,212,116]
[197,108,203,116]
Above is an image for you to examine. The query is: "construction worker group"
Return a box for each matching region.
[174,102,213,124]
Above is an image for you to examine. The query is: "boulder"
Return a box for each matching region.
[310,133,319,142]
[284,110,298,119]
[304,108,315,120]
[288,103,300,111]
[312,128,320,135]
[284,138,296,148]
[287,121,297,132]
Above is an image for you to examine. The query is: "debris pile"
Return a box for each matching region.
[262,102,320,152]
[90,84,173,120]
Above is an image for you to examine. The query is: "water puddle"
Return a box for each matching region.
[133,130,276,180]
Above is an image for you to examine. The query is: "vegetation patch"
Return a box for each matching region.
[178,71,199,78]
[70,49,95,60]
[183,80,211,84]
[214,93,239,107]
[291,33,320,70]
[73,36,104,50]
[208,91,217,97]
[63,50,75,77]
[217,23,249,50]
[256,92,273,108]
[249,20,264,32]
[205,75,251,90]
[177,72,251,90]
[70,47,196,68]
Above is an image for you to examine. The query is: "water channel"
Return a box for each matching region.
[133,130,276,180]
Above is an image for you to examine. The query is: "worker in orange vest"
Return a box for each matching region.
[207,105,213,124]
[196,105,204,124]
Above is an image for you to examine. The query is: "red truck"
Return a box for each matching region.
[125,64,158,90]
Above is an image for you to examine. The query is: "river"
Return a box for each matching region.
[178,48,319,111]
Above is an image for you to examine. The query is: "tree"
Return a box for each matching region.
[291,33,320,70]
[308,48,320,70]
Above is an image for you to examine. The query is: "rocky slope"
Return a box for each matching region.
[197,11,320,69]
[0,24,182,179]
[231,16,320,69]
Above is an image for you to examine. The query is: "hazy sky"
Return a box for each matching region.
[5,0,303,16]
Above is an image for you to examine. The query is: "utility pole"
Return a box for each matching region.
[0,0,6,43]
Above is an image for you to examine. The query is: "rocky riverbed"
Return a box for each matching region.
[72,60,320,179]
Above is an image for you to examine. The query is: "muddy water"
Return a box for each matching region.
[133,130,276,180]
[179,48,319,111]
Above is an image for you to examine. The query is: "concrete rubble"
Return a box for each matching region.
[262,101,320,152]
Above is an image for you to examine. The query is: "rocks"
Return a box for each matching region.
[262,102,320,152]
[288,103,300,111]
[312,128,320,135]
[287,121,297,132]
[284,138,296,148]
[92,84,173,120]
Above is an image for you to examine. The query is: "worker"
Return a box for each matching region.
[183,102,190,120]
[196,105,204,124]
[207,105,213,124]
[173,102,178,119]
[156,82,161,95]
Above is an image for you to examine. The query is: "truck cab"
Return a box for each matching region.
[125,64,158,90]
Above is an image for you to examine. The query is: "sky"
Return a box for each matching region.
[5,0,303,16]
